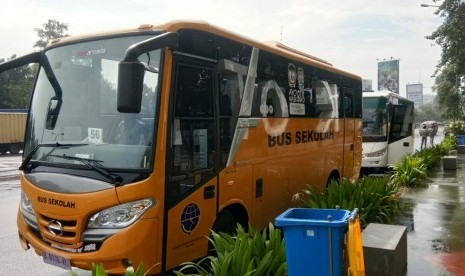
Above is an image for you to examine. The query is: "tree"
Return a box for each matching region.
[427,0,465,77]
[415,102,443,123]
[0,56,35,109]
[427,1,465,120]
[0,19,70,109]
[34,19,69,50]
[433,63,463,121]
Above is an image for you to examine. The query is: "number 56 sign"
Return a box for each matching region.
[88,128,103,144]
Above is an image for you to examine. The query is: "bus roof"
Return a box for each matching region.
[48,19,361,81]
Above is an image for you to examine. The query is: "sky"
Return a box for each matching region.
[0,0,443,96]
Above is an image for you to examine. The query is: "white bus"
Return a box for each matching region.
[362,91,414,174]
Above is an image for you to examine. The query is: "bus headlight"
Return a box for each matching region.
[364,148,387,158]
[20,191,35,215]
[87,199,155,229]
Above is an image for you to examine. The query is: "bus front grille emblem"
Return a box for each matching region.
[47,220,64,236]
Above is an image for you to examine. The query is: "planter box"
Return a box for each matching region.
[443,155,457,170]
[363,223,407,276]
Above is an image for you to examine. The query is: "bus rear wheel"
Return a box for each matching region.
[208,210,238,255]
[326,172,340,188]
[212,210,237,236]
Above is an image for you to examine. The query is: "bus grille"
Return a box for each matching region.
[37,214,81,246]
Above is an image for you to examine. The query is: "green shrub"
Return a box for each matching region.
[390,136,456,187]
[297,177,403,227]
[174,223,286,276]
[389,155,428,187]
[441,135,457,152]
[411,147,442,171]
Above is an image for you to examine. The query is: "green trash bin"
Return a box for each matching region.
[275,208,352,276]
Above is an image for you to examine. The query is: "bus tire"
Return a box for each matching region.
[212,209,237,236]
[326,171,340,188]
[208,210,237,255]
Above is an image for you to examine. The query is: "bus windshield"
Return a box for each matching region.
[24,35,161,171]
[362,97,388,142]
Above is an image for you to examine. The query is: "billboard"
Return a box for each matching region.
[406,83,423,106]
[378,59,399,94]
[362,79,373,92]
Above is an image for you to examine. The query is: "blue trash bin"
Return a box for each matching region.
[275,208,351,276]
[457,135,465,145]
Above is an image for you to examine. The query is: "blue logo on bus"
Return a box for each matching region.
[181,203,201,233]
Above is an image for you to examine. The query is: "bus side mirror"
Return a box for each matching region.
[117,60,145,113]
[45,98,62,130]
[117,32,179,113]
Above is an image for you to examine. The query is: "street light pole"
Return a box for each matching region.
[421,4,440,7]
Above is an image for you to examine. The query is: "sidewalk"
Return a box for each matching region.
[399,151,465,275]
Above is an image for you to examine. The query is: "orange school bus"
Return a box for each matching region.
[0,20,362,274]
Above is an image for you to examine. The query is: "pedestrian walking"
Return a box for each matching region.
[419,123,428,149]
[426,121,438,147]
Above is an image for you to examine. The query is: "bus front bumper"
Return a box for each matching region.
[17,209,161,275]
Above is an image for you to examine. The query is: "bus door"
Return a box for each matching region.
[342,90,356,179]
[164,56,219,270]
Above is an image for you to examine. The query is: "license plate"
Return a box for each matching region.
[42,251,71,270]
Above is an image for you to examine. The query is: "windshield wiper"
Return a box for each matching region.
[49,154,123,185]
[20,142,89,171]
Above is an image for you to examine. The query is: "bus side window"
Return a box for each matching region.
[314,80,339,118]
[343,90,354,118]
[390,105,410,141]
[169,63,216,202]
[218,58,247,166]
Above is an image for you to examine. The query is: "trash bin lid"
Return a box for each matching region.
[275,208,351,227]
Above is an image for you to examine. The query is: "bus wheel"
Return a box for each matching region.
[212,210,237,236]
[326,173,340,189]
[208,210,237,255]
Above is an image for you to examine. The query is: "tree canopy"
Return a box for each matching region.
[34,19,69,50]
[428,0,465,120]
[0,19,69,109]
[415,102,444,123]
[434,63,464,120]
[0,56,35,109]
[428,0,465,76]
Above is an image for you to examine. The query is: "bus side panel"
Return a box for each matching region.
[342,117,356,180]
[115,176,165,275]
[164,177,218,270]
[251,154,326,229]
[353,119,363,179]
[387,136,414,165]
[228,118,342,228]
[218,165,254,220]
[343,118,363,181]
[251,163,287,229]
